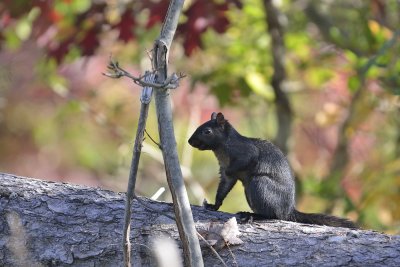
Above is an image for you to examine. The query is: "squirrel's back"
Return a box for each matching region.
[250,138,294,182]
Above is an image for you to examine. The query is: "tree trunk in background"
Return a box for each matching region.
[1,173,400,267]
[263,0,293,155]
[395,107,400,157]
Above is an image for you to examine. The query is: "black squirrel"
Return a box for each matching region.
[188,112,356,229]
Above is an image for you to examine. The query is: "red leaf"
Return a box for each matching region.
[145,0,169,29]
[177,0,242,56]
[49,9,63,23]
[0,12,11,28]
[79,26,100,57]
[48,37,74,64]
[115,8,135,42]
[47,3,106,62]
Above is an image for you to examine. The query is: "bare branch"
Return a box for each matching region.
[145,129,162,150]
[102,59,185,90]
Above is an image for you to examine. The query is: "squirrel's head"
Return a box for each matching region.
[188,112,228,151]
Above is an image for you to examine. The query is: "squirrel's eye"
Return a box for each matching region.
[203,128,212,135]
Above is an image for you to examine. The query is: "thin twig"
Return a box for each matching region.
[226,243,238,267]
[145,48,153,63]
[145,129,162,149]
[196,233,228,267]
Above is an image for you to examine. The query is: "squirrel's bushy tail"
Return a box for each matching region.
[292,209,357,229]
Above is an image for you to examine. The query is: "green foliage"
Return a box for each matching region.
[192,0,271,105]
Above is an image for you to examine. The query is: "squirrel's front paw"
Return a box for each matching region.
[237,211,254,223]
[203,199,218,211]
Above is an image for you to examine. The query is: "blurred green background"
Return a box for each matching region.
[0,0,399,233]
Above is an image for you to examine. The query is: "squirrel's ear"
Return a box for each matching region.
[216,112,226,127]
[211,112,217,120]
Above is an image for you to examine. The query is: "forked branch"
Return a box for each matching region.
[103,59,185,90]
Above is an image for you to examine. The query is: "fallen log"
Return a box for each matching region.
[1,173,399,266]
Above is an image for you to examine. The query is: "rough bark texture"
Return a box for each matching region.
[1,173,399,267]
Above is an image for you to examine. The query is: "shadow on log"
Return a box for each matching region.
[1,173,399,266]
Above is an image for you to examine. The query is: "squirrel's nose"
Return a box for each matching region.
[188,136,197,147]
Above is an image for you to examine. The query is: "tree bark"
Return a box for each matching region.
[1,173,400,267]
[151,0,203,265]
